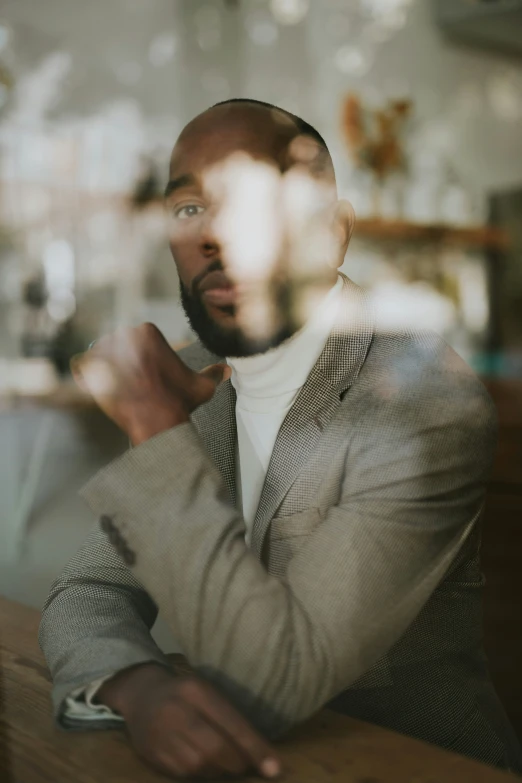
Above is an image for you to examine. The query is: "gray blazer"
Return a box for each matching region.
[39,275,522,772]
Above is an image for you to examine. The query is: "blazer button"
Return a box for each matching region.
[100,515,114,533]
[121,546,136,566]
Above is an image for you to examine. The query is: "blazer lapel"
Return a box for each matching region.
[250,275,374,558]
[191,379,237,507]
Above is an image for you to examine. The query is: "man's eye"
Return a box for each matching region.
[174,205,205,220]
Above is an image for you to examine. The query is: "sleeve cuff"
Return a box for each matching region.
[65,676,124,722]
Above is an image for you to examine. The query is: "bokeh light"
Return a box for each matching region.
[201,70,230,97]
[0,21,11,52]
[270,0,310,26]
[487,71,522,121]
[148,33,177,67]
[114,61,143,86]
[335,44,373,76]
[245,12,279,46]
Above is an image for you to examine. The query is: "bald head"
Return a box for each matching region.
[169,100,336,190]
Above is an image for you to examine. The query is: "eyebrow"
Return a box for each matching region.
[164,173,196,198]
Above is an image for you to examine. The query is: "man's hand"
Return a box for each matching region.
[97,663,281,780]
[71,323,230,445]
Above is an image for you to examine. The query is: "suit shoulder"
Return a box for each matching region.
[361,330,497,434]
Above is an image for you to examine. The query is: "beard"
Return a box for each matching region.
[179,279,295,358]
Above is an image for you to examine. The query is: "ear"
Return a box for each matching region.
[333,199,356,261]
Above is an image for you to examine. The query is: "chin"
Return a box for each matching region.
[180,281,295,358]
[205,324,292,359]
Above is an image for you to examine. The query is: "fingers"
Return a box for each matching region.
[69,354,86,390]
[70,352,118,400]
[184,363,231,410]
[140,705,247,779]
[188,681,281,779]
[127,674,282,780]
[140,734,217,780]
[199,363,232,387]
[177,713,248,777]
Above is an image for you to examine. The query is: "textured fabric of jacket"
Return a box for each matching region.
[39,275,522,772]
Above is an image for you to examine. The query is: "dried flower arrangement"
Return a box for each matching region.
[341,93,412,215]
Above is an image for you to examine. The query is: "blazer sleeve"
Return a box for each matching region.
[38,342,218,728]
[79,363,497,738]
[38,523,171,728]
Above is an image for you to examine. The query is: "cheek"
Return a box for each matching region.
[169,237,202,289]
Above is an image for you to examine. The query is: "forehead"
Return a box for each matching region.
[169,105,298,177]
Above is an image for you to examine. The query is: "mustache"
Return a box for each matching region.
[191,260,224,297]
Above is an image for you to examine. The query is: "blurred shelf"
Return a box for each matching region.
[353,219,509,250]
[2,181,508,251]
[0,382,96,412]
[0,342,192,412]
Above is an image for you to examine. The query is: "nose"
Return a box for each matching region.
[199,210,221,259]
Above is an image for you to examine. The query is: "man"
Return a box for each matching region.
[39,99,522,779]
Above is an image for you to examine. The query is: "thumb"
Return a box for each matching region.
[199,363,232,388]
[70,353,92,394]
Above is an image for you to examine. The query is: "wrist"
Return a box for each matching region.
[127,406,190,446]
[96,663,172,716]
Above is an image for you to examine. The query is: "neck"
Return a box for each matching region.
[227,275,343,401]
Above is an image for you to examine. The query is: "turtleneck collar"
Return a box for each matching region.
[227,276,343,412]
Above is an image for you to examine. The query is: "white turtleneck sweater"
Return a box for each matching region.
[227,275,343,544]
[65,274,343,721]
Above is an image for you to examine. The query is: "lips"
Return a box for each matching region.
[199,270,237,307]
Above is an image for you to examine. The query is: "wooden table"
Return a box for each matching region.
[0,597,519,783]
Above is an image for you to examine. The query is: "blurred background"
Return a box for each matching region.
[0,0,521,738]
